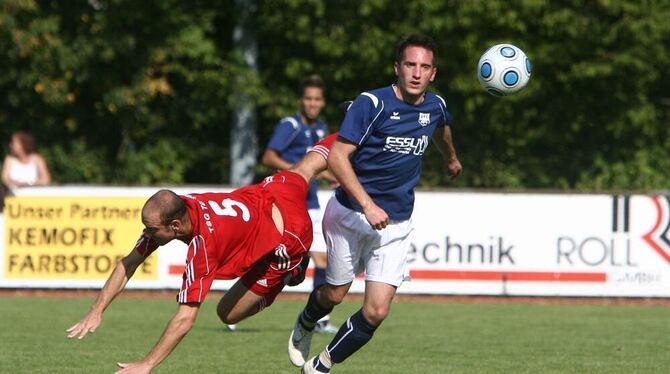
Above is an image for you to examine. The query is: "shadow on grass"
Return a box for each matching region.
[199,326,289,333]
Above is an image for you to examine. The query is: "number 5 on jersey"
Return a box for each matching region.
[208,198,250,222]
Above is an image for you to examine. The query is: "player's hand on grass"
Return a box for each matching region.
[116,361,153,374]
[363,203,389,230]
[445,157,462,178]
[66,310,102,339]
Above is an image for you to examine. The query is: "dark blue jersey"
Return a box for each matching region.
[266,113,328,209]
[335,85,453,220]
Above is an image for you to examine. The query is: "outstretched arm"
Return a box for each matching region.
[66,247,146,339]
[328,138,388,230]
[288,133,338,185]
[116,303,200,374]
[432,126,462,178]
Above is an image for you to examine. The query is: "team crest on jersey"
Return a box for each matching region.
[418,112,430,127]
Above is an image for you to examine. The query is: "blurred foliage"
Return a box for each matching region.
[1,0,669,190]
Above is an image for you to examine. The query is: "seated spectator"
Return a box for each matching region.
[2,131,51,191]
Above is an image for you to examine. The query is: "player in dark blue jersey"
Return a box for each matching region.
[288,35,462,373]
[262,75,338,334]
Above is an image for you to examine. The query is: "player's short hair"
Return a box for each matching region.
[162,198,186,225]
[13,131,36,154]
[300,74,325,96]
[395,34,438,66]
[147,190,187,225]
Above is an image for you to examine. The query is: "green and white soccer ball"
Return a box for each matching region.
[477,44,532,96]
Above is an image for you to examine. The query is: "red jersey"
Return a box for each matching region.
[134,171,313,304]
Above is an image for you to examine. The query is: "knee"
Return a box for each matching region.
[319,284,348,307]
[362,305,390,326]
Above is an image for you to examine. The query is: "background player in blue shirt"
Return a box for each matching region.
[262,74,338,334]
[288,35,462,373]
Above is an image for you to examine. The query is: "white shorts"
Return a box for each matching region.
[323,195,413,287]
[308,208,327,253]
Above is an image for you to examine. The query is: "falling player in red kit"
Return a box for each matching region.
[66,134,338,374]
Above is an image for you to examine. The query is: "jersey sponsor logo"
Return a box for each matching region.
[390,111,400,120]
[383,135,429,155]
[418,112,430,126]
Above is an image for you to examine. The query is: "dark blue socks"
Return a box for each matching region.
[313,267,327,289]
[326,309,378,363]
[299,286,333,330]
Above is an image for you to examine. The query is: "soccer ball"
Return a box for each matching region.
[477,44,532,96]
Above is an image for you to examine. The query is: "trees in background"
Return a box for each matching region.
[1,0,669,190]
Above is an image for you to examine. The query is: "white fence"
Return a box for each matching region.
[2,186,669,297]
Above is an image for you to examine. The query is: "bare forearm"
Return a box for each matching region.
[433,127,458,161]
[132,305,198,370]
[433,127,463,178]
[67,251,144,340]
[439,140,457,161]
[328,139,389,229]
[328,150,374,210]
[142,315,193,368]
[90,260,133,313]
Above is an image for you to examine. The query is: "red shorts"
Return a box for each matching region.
[240,171,313,308]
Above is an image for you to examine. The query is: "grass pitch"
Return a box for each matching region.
[0,294,668,373]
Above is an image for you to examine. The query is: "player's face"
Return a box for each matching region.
[142,214,176,246]
[394,46,436,101]
[300,87,325,122]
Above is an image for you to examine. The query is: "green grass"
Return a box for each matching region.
[0,295,669,373]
